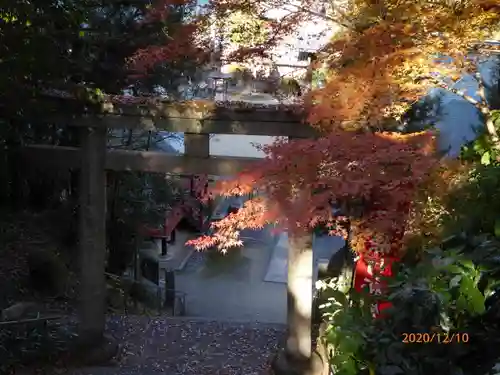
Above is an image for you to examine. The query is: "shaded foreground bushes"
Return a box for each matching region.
[318,151,500,375]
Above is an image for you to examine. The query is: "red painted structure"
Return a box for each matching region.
[140,174,210,239]
[353,247,398,318]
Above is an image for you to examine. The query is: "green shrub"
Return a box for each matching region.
[319,233,500,375]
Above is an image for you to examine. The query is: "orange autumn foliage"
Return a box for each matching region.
[306,0,500,132]
[130,0,498,256]
[129,0,499,90]
[188,131,438,254]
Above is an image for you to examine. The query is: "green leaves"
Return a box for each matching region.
[481,150,491,165]
[329,289,349,307]
[449,274,461,288]
[458,274,485,315]
[494,219,500,238]
[461,112,500,164]
[320,230,500,375]
[320,280,370,375]
[491,110,500,127]
[430,249,486,316]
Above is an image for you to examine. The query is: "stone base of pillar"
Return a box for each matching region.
[271,348,326,375]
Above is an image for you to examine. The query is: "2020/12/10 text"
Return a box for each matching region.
[402,332,469,344]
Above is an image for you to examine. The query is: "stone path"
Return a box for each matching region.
[174,229,344,324]
[175,229,287,324]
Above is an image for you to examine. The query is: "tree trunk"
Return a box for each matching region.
[78,126,107,345]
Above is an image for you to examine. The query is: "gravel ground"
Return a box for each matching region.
[66,315,286,375]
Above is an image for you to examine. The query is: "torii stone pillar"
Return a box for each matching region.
[272,233,325,375]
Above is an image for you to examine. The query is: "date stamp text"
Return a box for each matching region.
[402,332,469,344]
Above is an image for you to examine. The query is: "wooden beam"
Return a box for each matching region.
[78,126,107,344]
[21,145,259,175]
[66,115,318,138]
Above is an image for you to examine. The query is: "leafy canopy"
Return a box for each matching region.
[127,0,499,255]
[188,131,437,254]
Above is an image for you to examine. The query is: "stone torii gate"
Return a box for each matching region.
[22,96,324,374]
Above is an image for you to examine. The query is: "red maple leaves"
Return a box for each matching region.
[189,131,438,254]
[126,0,211,77]
[128,22,209,76]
